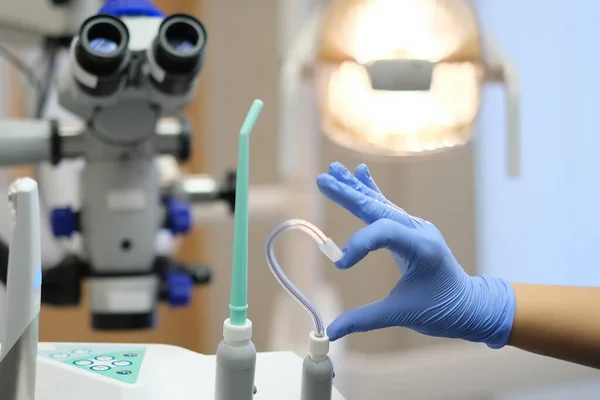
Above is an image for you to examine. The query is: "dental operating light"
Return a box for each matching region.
[311,0,520,175]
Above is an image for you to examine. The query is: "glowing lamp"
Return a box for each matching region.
[312,0,519,174]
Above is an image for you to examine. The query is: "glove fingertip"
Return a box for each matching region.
[329,162,354,182]
[328,161,344,173]
[316,174,337,191]
[355,164,382,193]
[316,173,330,183]
[326,322,346,342]
[326,329,341,342]
[334,247,356,270]
[355,163,369,175]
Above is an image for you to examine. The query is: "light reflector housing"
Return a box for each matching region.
[315,0,483,158]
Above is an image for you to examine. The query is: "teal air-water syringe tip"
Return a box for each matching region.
[229,99,264,326]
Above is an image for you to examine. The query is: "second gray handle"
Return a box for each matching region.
[301,355,334,400]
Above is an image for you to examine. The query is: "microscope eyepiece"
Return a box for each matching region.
[157,14,206,72]
[148,14,207,95]
[73,14,131,95]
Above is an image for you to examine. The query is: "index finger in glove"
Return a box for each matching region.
[336,219,423,270]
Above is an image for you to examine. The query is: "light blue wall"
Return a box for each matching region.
[474,1,600,398]
[475,0,600,286]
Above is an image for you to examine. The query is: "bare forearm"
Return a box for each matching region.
[509,283,600,369]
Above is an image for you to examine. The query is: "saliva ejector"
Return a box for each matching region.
[265,219,343,400]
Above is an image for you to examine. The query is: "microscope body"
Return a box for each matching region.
[76,137,162,328]
[0,2,234,331]
[53,11,204,329]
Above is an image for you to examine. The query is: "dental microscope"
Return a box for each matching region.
[0,2,347,398]
[0,0,236,330]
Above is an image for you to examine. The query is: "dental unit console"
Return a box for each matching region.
[0,0,238,331]
[0,101,347,399]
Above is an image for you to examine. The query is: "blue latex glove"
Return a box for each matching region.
[316,162,516,349]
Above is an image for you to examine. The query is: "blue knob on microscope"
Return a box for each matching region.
[51,207,76,238]
[99,0,165,17]
[166,199,192,235]
[166,271,193,307]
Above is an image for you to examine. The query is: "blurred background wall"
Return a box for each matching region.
[2,0,600,399]
[475,0,600,398]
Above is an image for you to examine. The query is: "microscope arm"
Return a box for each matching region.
[0,117,270,217]
[0,119,66,166]
[0,117,192,167]
[185,180,287,223]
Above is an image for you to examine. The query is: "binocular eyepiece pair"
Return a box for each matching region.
[73,13,207,96]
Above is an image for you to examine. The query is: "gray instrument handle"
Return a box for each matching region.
[214,339,257,400]
[301,355,334,400]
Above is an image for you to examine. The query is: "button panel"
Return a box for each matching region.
[40,346,146,384]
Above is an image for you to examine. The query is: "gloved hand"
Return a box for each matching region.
[316,162,516,349]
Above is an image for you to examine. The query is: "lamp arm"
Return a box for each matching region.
[279,5,323,179]
[504,63,521,178]
[482,36,521,178]
[278,3,324,292]
[280,2,323,71]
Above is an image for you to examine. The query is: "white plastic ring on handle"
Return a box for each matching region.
[223,318,253,344]
[309,331,330,362]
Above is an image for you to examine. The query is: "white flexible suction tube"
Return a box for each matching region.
[265,218,341,400]
[264,219,342,338]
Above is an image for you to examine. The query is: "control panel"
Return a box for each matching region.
[40,345,146,384]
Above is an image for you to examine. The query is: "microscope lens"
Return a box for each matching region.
[83,18,127,59]
[149,14,207,95]
[73,15,131,95]
[168,40,195,54]
[164,20,203,55]
[89,38,118,54]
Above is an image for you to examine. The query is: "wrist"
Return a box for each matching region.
[466,275,516,348]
